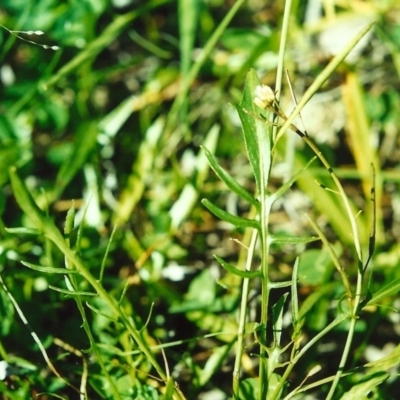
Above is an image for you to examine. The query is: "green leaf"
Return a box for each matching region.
[48,286,97,297]
[271,293,288,347]
[162,376,176,400]
[215,255,261,279]
[5,227,42,236]
[269,234,319,245]
[364,343,400,372]
[234,69,272,193]
[201,198,260,231]
[291,258,300,326]
[201,145,259,208]
[365,277,400,307]
[339,372,388,400]
[298,249,334,286]
[21,261,78,274]
[64,202,75,237]
[178,0,200,76]
[238,377,259,400]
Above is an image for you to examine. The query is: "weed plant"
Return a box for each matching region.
[1,1,400,399]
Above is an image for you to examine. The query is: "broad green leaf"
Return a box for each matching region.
[238,377,259,400]
[234,69,272,193]
[297,249,334,286]
[202,145,259,208]
[214,255,261,279]
[201,199,260,231]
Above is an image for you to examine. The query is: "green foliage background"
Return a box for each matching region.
[1,0,400,399]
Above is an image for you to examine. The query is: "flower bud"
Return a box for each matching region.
[254,85,275,109]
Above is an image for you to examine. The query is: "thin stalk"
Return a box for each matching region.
[274,0,292,106]
[257,96,365,398]
[233,229,258,396]
[9,168,185,399]
[283,119,365,399]
[275,20,375,143]
[259,197,273,398]
[161,0,246,154]
[326,272,363,399]
[273,313,349,400]
[274,0,294,184]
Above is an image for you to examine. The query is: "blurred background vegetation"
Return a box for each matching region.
[1,0,400,398]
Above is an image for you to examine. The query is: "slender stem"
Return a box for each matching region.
[264,99,365,398]
[259,197,273,398]
[233,229,258,396]
[326,271,363,399]
[253,6,294,385]
[274,313,349,400]
[163,0,246,142]
[9,168,186,399]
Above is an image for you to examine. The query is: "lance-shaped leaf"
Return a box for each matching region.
[365,277,400,307]
[201,145,259,209]
[201,199,260,231]
[21,261,79,274]
[48,286,97,297]
[233,69,272,194]
[214,255,261,279]
[268,234,319,245]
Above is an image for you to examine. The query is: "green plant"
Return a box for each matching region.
[200,6,400,400]
[1,1,400,399]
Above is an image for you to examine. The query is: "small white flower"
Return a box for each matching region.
[254,85,275,109]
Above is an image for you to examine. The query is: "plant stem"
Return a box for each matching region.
[233,229,258,396]
[9,168,184,399]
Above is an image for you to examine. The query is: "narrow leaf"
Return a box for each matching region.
[338,372,388,400]
[48,286,97,297]
[201,145,259,208]
[215,255,261,279]
[5,227,41,236]
[365,278,400,307]
[272,293,288,347]
[21,261,78,274]
[201,199,260,231]
[269,234,319,245]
